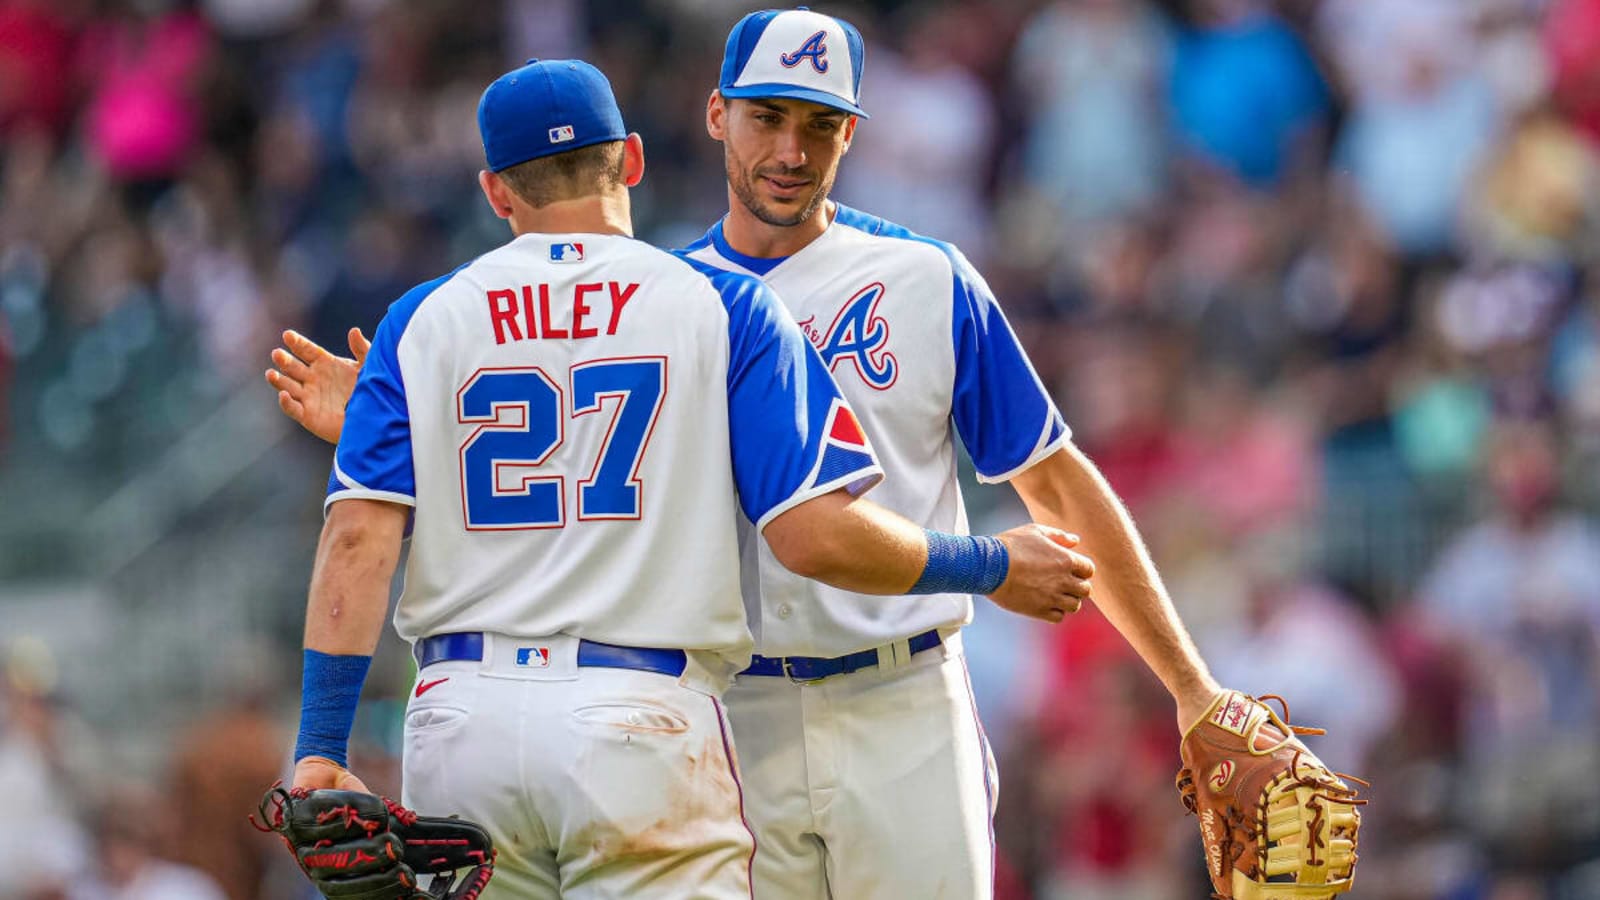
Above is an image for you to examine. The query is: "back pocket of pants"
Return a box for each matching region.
[406,706,470,735]
[572,703,690,734]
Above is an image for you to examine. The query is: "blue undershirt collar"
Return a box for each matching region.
[710,220,789,276]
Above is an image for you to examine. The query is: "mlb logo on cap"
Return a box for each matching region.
[719,9,868,118]
[549,125,575,144]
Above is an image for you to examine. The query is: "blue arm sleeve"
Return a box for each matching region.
[719,272,883,527]
[949,251,1069,482]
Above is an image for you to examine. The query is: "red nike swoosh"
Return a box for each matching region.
[415,677,449,698]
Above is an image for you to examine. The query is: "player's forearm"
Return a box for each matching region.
[1012,444,1218,704]
[303,500,408,654]
[764,490,931,593]
[295,499,408,768]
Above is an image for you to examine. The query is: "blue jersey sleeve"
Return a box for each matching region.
[324,270,457,511]
[697,262,883,528]
[949,251,1069,482]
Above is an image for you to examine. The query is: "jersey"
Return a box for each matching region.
[325,232,883,667]
[684,205,1068,657]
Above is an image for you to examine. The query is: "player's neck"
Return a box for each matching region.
[721,193,832,259]
[509,191,634,239]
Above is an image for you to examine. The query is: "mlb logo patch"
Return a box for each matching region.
[550,242,584,263]
[515,647,551,667]
[548,124,575,144]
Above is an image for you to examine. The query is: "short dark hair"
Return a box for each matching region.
[495,141,626,208]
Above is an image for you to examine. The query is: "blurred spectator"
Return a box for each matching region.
[1167,0,1330,187]
[0,0,78,141]
[165,654,288,900]
[201,0,310,43]
[270,2,362,180]
[306,208,431,353]
[0,649,93,900]
[1544,0,1600,143]
[1476,0,1552,116]
[1552,278,1600,456]
[1017,608,1191,900]
[1464,110,1600,265]
[1390,274,1493,491]
[1164,363,1316,537]
[1011,0,1171,224]
[1282,195,1420,596]
[1324,0,1500,257]
[81,2,214,194]
[1060,324,1185,515]
[1201,531,1400,771]
[1419,418,1600,870]
[68,786,227,900]
[835,6,998,257]
[502,0,586,71]
[1419,417,1600,657]
[1318,0,1472,104]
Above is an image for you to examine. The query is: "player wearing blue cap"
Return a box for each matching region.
[282,57,1093,899]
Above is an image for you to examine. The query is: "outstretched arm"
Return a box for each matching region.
[265,328,370,444]
[763,487,1095,624]
[1010,443,1221,731]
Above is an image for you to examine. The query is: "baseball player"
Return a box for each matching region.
[288,57,1093,900]
[689,11,1226,897]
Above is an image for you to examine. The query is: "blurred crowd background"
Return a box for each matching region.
[2,0,1599,897]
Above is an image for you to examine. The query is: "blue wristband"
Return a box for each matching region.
[294,649,372,768]
[909,530,1010,596]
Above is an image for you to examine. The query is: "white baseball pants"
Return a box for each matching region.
[723,634,998,899]
[400,634,756,899]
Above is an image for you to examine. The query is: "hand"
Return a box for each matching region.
[265,328,369,445]
[291,755,371,794]
[987,525,1095,623]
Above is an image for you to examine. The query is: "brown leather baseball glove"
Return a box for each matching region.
[1175,691,1365,899]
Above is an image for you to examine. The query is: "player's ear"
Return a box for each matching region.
[622,133,645,188]
[841,115,858,154]
[478,170,513,221]
[706,90,728,141]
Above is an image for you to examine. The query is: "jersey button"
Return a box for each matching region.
[776,604,793,619]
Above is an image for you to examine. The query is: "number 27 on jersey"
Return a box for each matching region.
[458,357,666,530]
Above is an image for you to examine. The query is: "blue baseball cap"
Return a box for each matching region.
[478,59,628,172]
[719,9,868,118]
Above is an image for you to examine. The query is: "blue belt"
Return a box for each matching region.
[414,632,687,678]
[742,629,943,682]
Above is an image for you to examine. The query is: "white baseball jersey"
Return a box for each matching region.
[326,232,882,666]
[684,205,1069,657]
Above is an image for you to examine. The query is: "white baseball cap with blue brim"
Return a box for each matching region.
[718,8,868,119]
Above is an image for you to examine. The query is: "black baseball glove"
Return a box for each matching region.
[253,786,495,900]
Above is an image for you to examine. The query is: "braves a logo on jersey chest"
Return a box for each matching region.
[797,282,897,390]
[779,31,830,73]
